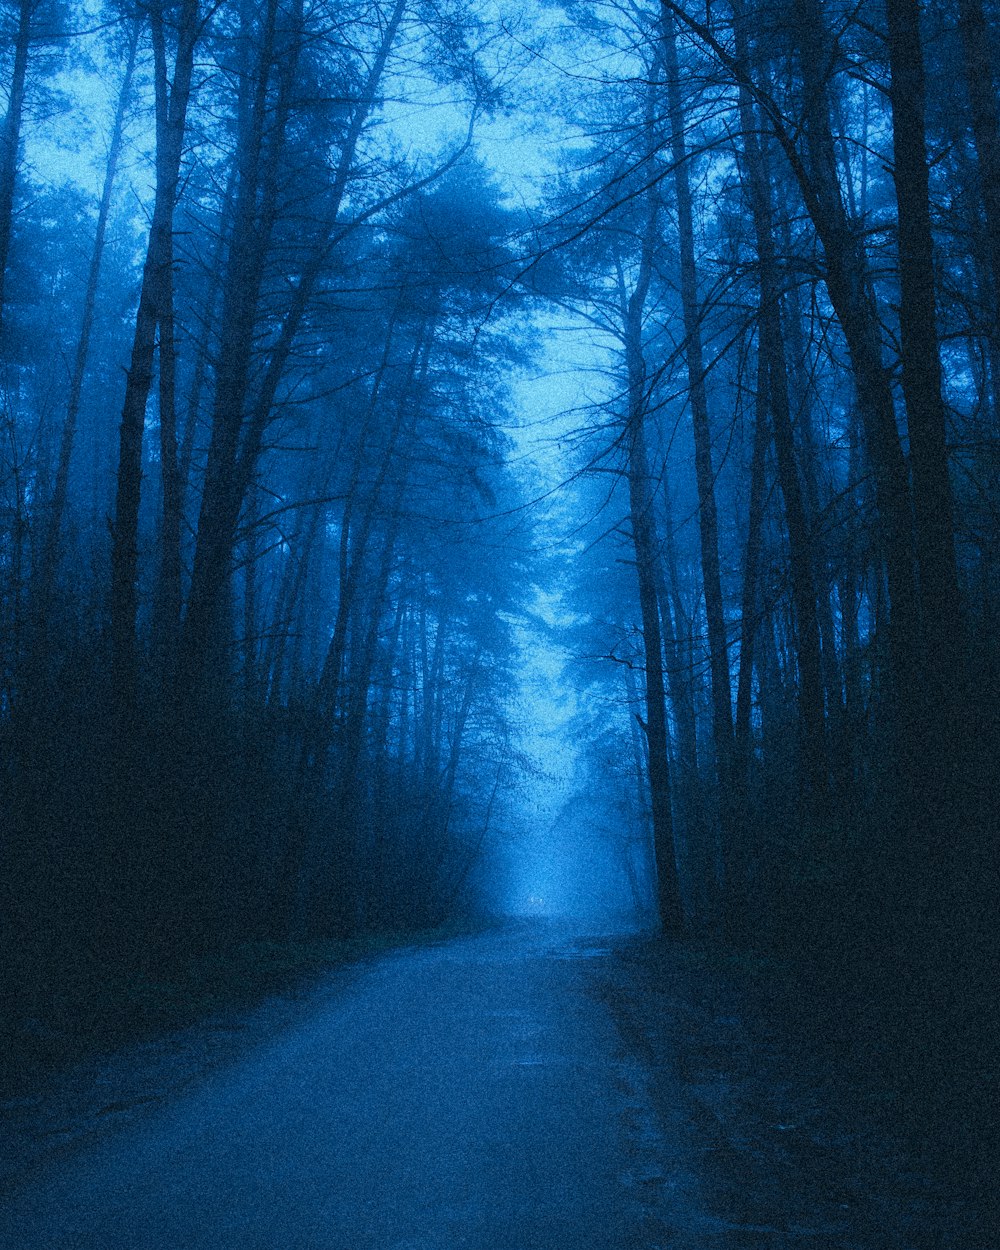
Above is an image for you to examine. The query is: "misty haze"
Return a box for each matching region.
[0,0,996,1246]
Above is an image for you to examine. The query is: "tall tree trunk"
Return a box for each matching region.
[620,226,684,931]
[177,158,239,507]
[885,0,971,1037]
[39,21,138,604]
[647,432,699,809]
[180,0,406,693]
[886,0,964,714]
[734,3,828,815]
[241,487,259,701]
[370,587,407,766]
[778,227,846,738]
[652,551,698,798]
[177,0,289,695]
[789,0,922,748]
[660,0,922,753]
[627,416,684,932]
[661,492,697,753]
[0,0,33,330]
[317,301,407,708]
[438,649,480,827]
[958,0,1000,335]
[734,351,770,786]
[661,13,736,846]
[422,609,447,791]
[155,225,183,681]
[311,477,407,935]
[109,0,200,712]
[840,409,866,782]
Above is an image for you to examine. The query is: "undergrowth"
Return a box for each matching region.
[1,921,477,1093]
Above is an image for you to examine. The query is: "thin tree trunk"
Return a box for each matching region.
[0,0,33,329]
[423,610,447,789]
[241,488,259,701]
[627,424,683,932]
[734,352,770,785]
[958,0,1000,333]
[263,496,326,701]
[319,478,407,933]
[647,462,698,796]
[778,230,846,735]
[39,22,138,603]
[662,492,696,749]
[155,224,183,680]
[438,650,480,827]
[341,482,407,797]
[177,158,240,505]
[840,409,865,778]
[653,558,697,784]
[317,325,432,725]
[370,587,407,766]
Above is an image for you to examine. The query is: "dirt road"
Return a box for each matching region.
[0,923,985,1248]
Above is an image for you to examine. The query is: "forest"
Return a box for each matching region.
[1,0,997,1096]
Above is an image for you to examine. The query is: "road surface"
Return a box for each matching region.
[0,923,982,1248]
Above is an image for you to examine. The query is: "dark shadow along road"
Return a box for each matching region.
[0,923,988,1248]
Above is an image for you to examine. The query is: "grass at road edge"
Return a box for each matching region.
[3,919,487,1094]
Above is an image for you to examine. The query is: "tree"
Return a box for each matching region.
[109,0,202,712]
[885,0,964,719]
[0,0,65,329]
[34,17,140,637]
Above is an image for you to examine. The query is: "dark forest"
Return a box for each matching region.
[1,0,997,1243]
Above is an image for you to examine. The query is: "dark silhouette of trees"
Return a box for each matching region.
[0,0,66,327]
[540,0,998,1045]
[0,0,997,1097]
[0,0,529,1021]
